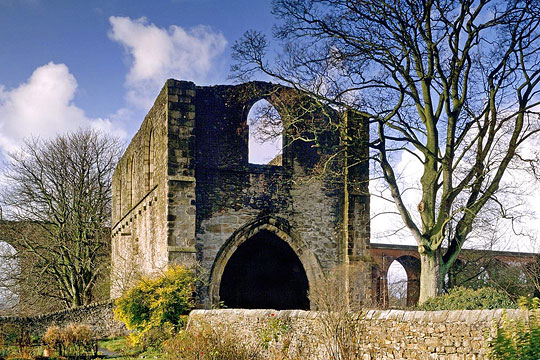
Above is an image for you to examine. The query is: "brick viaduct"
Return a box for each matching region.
[369,243,538,307]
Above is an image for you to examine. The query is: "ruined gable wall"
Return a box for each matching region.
[190,83,356,304]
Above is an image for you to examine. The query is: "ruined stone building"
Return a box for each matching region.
[111,79,371,309]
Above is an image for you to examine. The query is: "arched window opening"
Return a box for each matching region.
[219,230,309,309]
[130,155,136,205]
[248,100,283,165]
[147,130,156,190]
[387,260,408,308]
[0,241,19,314]
[126,158,133,209]
[116,177,122,219]
[133,237,139,256]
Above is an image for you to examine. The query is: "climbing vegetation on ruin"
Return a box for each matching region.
[419,286,515,311]
[114,265,195,347]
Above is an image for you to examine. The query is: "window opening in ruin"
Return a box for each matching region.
[148,130,155,190]
[0,241,19,313]
[126,157,133,208]
[117,178,122,218]
[219,230,309,309]
[130,155,136,205]
[387,260,407,308]
[248,100,283,165]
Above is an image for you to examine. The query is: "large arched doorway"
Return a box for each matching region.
[219,229,309,310]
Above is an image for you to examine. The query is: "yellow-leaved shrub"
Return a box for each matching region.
[114,265,195,347]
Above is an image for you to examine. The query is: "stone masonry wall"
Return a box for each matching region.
[189,308,528,359]
[110,82,171,296]
[0,302,125,339]
[112,79,372,308]
[191,82,371,306]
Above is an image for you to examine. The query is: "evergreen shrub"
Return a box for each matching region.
[419,286,515,310]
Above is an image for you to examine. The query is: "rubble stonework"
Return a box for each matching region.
[189,308,522,359]
[111,79,371,308]
[0,302,125,338]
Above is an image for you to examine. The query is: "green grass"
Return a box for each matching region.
[98,337,131,353]
[98,336,165,360]
[0,344,45,359]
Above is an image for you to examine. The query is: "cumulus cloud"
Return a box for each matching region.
[0,62,126,156]
[108,16,227,109]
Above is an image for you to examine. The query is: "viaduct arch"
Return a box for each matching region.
[370,243,538,307]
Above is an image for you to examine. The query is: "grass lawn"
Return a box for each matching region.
[98,337,165,360]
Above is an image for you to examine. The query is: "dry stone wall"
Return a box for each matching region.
[0,302,125,339]
[189,308,527,360]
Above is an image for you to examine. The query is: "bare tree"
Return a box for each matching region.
[0,239,19,314]
[309,265,367,359]
[0,129,122,309]
[522,254,540,296]
[232,0,540,303]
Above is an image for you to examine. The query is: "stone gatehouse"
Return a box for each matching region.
[111,79,371,309]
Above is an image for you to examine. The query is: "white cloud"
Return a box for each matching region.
[108,16,227,109]
[370,150,423,245]
[0,62,126,156]
[90,118,127,139]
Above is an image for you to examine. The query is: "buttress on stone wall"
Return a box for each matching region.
[111,79,371,309]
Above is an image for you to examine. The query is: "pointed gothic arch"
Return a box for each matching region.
[209,216,323,309]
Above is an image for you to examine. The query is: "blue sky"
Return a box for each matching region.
[0,0,537,255]
[0,0,277,159]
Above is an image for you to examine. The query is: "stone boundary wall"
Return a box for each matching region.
[189,308,530,359]
[0,301,125,338]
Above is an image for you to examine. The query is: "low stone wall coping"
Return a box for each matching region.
[0,301,113,322]
[190,308,529,323]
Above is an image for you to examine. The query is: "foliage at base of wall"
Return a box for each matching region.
[0,301,125,339]
[113,266,195,347]
[163,314,298,360]
[489,298,540,360]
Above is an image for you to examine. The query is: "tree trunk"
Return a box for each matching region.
[418,248,442,305]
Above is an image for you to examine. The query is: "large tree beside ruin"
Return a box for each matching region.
[0,129,122,309]
[233,0,540,303]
